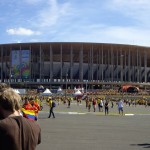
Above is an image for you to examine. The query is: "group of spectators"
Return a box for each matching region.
[84,97,124,115]
[1,84,150,150]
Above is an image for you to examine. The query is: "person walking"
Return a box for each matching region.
[111,101,114,108]
[0,83,41,150]
[48,98,56,118]
[67,97,71,108]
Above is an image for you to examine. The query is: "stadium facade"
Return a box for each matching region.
[0,42,150,89]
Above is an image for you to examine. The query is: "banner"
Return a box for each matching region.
[11,50,20,78]
[21,50,30,79]
[11,50,30,79]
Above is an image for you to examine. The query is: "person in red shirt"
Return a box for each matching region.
[22,97,38,121]
[30,99,40,119]
[92,98,97,112]
[22,97,33,110]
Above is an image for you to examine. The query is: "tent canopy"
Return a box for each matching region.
[40,88,52,96]
[73,90,83,96]
[57,87,63,92]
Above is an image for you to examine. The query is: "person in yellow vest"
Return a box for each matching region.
[47,97,55,118]
[34,97,40,106]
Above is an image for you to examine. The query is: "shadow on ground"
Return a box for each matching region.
[131,143,150,148]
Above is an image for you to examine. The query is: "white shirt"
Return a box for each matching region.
[100,100,103,106]
[118,100,123,108]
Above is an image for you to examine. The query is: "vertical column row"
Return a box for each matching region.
[128,48,131,82]
[70,45,73,82]
[144,50,147,82]
[60,44,62,82]
[39,44,42,81]
[79,45,83,82]
[1,46,3,82]
[111,46,114,82]
[50,44,53,82]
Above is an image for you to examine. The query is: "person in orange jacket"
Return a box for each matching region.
[22,97,38,121]
[22,97,33,110]
[30,98,40,118]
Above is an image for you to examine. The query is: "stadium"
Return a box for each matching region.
[0,42,150,89]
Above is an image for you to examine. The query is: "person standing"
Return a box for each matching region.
[118,99,124,115]
[22,98,38,121]
[92,98,97,112]
[100,99,104,112]
[85,97,89,109]
[48,98,55,118]
[104,100,109,115]
[0,83,41,150]
[22,97,33,110]
[87,98,92,112]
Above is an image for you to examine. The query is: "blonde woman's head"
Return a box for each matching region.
[0,87,21,112]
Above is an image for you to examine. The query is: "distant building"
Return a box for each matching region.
[0,42,150,89]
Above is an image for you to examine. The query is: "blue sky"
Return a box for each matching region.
[1,0,150,46]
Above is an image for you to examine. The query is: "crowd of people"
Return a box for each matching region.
[0,83,149,150]
[19,87,150,118]
[19,92,150,120]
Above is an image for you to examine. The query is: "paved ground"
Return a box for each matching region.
[36,102,150,150]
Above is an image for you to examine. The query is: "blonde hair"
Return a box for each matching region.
[0,87,21,112]
[0,83,10,92]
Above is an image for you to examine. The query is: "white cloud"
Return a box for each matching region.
[6,27,41,36]
[2,0,150,47]
[34,0,72,28]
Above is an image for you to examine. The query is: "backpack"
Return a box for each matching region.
[52,101,56,107]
